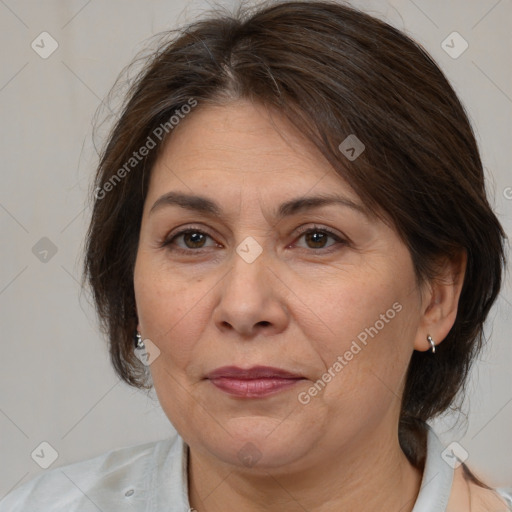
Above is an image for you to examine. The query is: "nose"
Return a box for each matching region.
[212,244,289,339]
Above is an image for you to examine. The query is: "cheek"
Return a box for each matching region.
[133,255,206,365]
[300,273,400,351]
[308,269,419,398]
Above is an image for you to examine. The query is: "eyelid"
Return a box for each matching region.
[293,223,344,239]
[163,224,216,243]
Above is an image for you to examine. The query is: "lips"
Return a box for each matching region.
[206,366,304,398]
[206,366,302,380]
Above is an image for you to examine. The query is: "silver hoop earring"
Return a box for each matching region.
[134,331,145,349]
[427,334,436,354]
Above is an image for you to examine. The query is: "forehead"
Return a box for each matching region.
[147,99,360,205]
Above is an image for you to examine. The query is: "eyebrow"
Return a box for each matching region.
[149,191,369,219]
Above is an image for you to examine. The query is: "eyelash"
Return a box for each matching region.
[160,224,348,255]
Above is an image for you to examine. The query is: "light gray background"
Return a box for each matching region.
[1,0,511,499]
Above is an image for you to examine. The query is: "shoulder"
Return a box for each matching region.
[421,426,511,512]
[447,465,512,511]
[0,436,180,512]
[469,482,512,512]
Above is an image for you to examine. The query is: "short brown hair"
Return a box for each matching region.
[83,0,506,470]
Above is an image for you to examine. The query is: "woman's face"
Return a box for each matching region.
[134,99,428,471]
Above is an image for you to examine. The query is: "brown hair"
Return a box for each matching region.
[83,0,506,477]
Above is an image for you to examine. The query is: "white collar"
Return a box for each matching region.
[412,426,454,512]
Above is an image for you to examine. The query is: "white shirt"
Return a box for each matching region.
[1,427,510,511]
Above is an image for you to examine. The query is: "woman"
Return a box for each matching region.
[1,1,510,510]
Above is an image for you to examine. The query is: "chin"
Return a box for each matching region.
[194,416,317,471]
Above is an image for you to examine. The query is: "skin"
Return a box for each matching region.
[133,99,483,511]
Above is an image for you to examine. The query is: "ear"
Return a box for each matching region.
[413,250,467,352]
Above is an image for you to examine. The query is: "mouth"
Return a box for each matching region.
[205,366,305,398]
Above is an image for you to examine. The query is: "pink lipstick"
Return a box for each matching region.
[206,366,304,398]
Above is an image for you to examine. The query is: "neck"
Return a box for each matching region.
[187,425,423,512]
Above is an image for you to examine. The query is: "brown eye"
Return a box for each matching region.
[303,230,332,249]
[163,229,217,252]
[180,231,208,249]
[293,226,346,251]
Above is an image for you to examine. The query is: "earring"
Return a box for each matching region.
[134,331,145,349]
[427,334,436,354]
